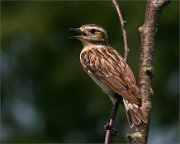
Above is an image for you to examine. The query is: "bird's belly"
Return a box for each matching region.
[87,71,117,104]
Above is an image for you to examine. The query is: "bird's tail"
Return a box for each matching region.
[123,99,147,128]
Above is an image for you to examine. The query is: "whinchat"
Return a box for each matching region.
[70,24,147,128]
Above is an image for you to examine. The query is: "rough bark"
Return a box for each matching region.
[127,0,171,144]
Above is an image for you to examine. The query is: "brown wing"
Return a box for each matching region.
[100,75,140,105]
[81,46,141,105]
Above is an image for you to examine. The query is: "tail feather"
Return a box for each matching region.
[132,104,147,123]
[125,110,134,128]
[130,110,141,125]
[123,99,147,128]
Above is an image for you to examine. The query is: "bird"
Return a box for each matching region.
[70,24,147,129]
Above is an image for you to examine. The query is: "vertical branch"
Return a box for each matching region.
[104,1,130,143]
[112,0,129,62]
[128,0,171,144]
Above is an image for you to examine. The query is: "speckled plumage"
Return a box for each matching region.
[71,24,147,128]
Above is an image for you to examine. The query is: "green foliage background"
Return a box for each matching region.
[1,1,179,143]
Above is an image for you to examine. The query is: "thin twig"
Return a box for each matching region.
[104,99,120,144]
[104,119,112,144]
[112,0,129,62]
[104,0,129,143]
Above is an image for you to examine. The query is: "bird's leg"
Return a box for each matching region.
[104,96,121,136]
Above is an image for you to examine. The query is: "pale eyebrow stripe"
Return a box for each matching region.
[86,26,104,32]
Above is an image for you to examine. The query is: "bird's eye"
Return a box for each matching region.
[90,29,96,34]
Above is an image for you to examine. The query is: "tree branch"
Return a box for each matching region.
[104,1,129,143]
[128,0,171,143]
[104,97,120,144]
[104,120,112,144]
[112,0,129,62]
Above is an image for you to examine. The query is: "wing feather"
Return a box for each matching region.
[100,75,140,104]
[81,46,141,105]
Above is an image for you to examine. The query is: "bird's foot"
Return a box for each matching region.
[104,124,120,136]
[104,124,112,131]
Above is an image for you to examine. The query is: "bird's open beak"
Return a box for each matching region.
[69,28,83,39]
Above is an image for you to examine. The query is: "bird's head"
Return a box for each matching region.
[70,24,108,45]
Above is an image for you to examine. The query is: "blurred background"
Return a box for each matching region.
[1,1,179,143]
